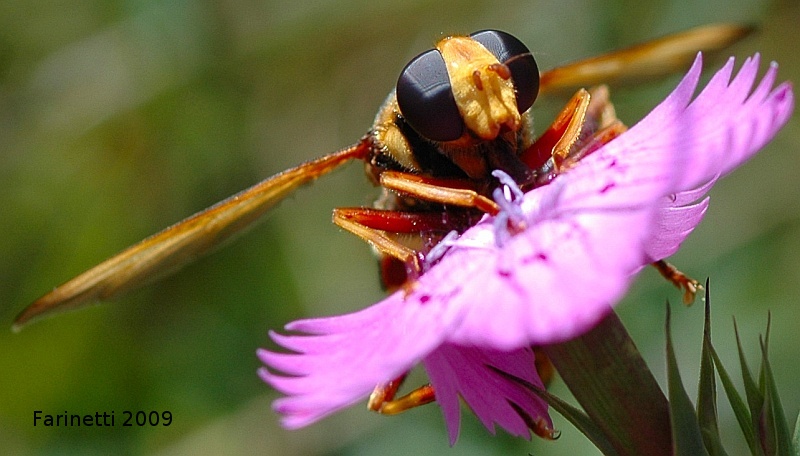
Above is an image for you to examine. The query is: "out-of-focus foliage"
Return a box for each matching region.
[1,0,797,454]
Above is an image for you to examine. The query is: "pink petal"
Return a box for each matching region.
[409,95,683,348]
[424,344,550,444]
[258,294,450,428]
[642,54,793,258]
[644,179,715,261]
[260,297,551,440]
[659,55,794,192]
[379,54,793,348]
[259,53,794,436]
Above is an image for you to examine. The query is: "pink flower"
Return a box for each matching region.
[258,54,794,443]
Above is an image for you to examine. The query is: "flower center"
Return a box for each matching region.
[491,170,527,247]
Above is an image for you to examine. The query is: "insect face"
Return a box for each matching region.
[372,30,541,185]
[396,30,539,143]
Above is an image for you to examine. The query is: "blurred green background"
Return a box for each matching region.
[1,0,797,454]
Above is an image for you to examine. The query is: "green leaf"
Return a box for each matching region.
[489,367,619,456]
[696,282,728,456]
[759,326,793,456]
[758,315,771,402]
[665,303,709,456]
[792,412,800,456]
[734,319,767,450]
[759,339,778,455]
[708,340,761,455]
[543,311,672,456]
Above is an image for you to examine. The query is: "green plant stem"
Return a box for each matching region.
[543,310,671,456]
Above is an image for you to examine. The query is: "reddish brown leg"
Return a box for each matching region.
[368,374,408,412]
[375,385,436,415]
[334,171,503,280]
[379,171,500,215]
[333,207,475,282]
[335,174,511,416]
[508,402,560,440]
[333,208,425,276]
[521,86,628,187]
[533,348,555,387]
[520,88,591,171]
[334,207,471,233]
[652,259,701,304]
[368,373,436,415]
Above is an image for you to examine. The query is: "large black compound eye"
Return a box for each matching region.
[469,30,539,114]
[396,48,465,142]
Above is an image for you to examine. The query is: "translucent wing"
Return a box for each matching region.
[539,23,752,95]
[13,141,370,330]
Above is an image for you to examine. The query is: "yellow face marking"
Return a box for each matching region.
[436,36,520,141]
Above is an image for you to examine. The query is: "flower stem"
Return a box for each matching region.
[543,310,671,456]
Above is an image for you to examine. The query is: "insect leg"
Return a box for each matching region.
[652,259,701,304]
[365,361,435,418]
[331,208,454,415]
[369,383,436,415]
[521,88,592,172]
[521,84,628,175]
[335,170,507,280]
[333,209,425,277]
[367,351,554,416]
[379,172,500,215]
[333,207,477,279]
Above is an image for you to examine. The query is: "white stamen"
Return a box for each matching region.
[490,169,527,247]
[423,230,460,270]
[491,169,523,201]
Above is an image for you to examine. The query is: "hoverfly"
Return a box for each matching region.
[15,23,749,413]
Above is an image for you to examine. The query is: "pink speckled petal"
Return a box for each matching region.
[258,293,449,428]
[259,54,794,440]
[424,344,550,444]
